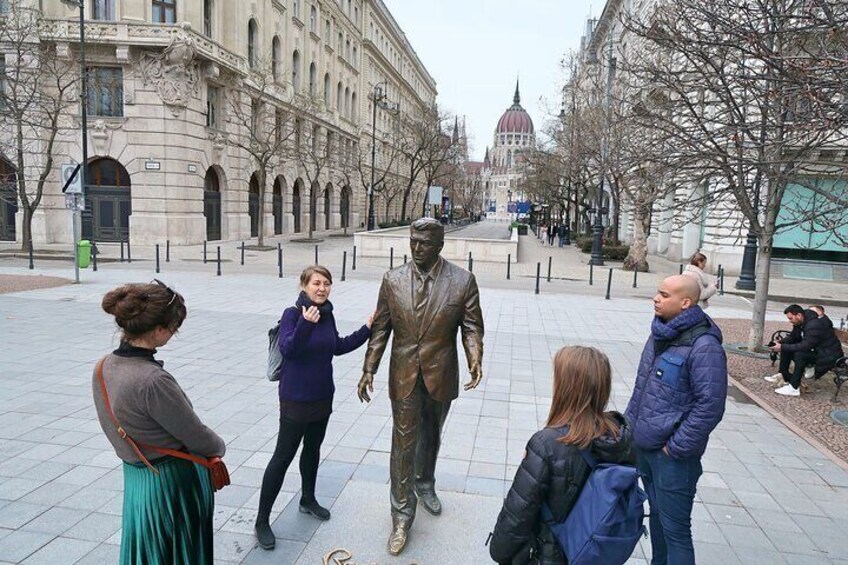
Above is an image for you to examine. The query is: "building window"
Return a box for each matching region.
[352,46,357,64]
[250,99,260,133]
[344,86,350,118]
[323,73,330,105]
[336,82,342,112]
[248,19,258,69]
[275,109,285,146]
[351,92,357,120]
[309,63,317,97]
[337,32,343,52]
[92,0,116,20]
[293,0,300,20]
[324,19,331,43]
[152,0,176,23]
[272,36,281,81]
[203,0,213,36]
[0,0,8,15]
[312,125,320,154]
[292,50,300,93]
[295,117,302,148]
[87,67,123,117]
[345,39,351,60]
[310,5,317,34]
[206,85,220,128]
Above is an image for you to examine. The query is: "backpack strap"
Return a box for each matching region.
[579,449,598,469]
[96,357,213,473]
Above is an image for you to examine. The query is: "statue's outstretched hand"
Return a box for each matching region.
[358,372,374,402]
[464,364,483,391]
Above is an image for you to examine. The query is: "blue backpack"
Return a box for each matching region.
[541,448,647,565]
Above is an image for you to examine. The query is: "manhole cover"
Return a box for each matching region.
[831,409,848,427]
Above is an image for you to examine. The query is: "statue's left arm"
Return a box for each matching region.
[460,275,484,391]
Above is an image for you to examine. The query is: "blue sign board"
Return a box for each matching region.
[517,201,531,214]
[507,202,518,213]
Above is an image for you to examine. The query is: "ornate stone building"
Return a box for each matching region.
[0,0,436,245]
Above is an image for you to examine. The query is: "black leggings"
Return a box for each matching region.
[257,414,329,520]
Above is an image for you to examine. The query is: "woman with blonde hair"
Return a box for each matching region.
[489,346,635,564]
[683,251,718,308]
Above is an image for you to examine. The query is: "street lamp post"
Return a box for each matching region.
[368,83,397,231]
[62,0,88,284]
[590,34,615,267]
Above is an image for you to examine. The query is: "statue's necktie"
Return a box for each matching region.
[415,274,431,319]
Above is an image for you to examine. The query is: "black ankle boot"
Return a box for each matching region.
[254,517,275,550]
[299,498,331,521]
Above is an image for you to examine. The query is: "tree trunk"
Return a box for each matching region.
[747,236,774,352]
[308,186,315,240]
[21,204,33,253]
[623,203,650,272]
[257,168,267,247]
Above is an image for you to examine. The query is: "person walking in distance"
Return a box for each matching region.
[682,252,718,309]
[625,275,727,565]
[254,266,373,550]
[358,218,485,555]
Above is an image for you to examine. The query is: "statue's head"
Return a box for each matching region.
[409,218,444,272]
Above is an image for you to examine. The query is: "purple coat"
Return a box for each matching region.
[625,312,727,459]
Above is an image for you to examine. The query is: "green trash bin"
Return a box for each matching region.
[77,239,92,269]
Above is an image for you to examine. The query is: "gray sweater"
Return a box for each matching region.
[92,352,225,464]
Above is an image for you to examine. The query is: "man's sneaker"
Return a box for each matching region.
[764,373,784,384]
[804,367,815,379]
[775,383,800,397]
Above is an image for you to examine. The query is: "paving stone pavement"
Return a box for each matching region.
[0,263,847,564]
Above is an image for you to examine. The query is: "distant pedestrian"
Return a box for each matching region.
[682,252,717,308]
[547,223,556,246]
[625,275,727,565]
[95,280,226,565]
[255,265,373,550]
[557,224,566,247]
[489,346,636,564]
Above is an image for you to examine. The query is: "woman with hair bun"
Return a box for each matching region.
[94,280,225,565]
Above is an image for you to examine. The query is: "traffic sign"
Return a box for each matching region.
[61,164,82,194]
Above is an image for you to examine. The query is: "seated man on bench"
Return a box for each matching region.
[767,304,845,397]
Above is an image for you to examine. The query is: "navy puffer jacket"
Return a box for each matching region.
[625,310,727,459]
[489,414,636,564]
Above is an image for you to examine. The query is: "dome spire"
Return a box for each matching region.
[513,78,521,105]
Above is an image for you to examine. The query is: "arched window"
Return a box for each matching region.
[310,5,317,33]
[272,36,281,81]
[309,63,317,97]
[336,81,343,113]
[323,73,330,106]
[351,92,357,120]
[292,50,300,93]
[344,87,350,118]
[248,19,258,69]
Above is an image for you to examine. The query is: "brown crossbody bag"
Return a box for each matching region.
[95,358,230,491]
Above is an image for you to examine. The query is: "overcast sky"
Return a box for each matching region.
[383,0,600,161]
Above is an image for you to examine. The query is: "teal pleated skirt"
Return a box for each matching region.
[121,456,214,565]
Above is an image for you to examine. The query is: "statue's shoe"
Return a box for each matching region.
[416,489,442,515]
[387,526,408,555]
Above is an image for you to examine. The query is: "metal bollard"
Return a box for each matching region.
[404,254,408,265]
[216,246,221,276]
[589,262,594,286]
[277,243,283,278]
[352,245,357,270]
[390,247,394,269]
[535,262,541,295]
[314,244,318,265]
[507,253,511,280]
[166,240,170,262]
[679,264,683,275]
[92,242,98,272]
[719,266,725,296]
[126,238,131,263]
[468,252,472,272]
[155,244,160,274]
[28,241,34,270]
[240,242,245,266]
[547,256,552,282]
[342,251,347,282]
[203,241,207,264]
[632,269,637,289]
[605,268,613,300]
[120,239,125,262]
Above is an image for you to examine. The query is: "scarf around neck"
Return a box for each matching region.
[296,290,334,317]
[651,305,707,342]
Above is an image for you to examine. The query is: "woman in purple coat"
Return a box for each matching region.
[255,265,373,550]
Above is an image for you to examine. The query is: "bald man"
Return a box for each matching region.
[625,275,727,565]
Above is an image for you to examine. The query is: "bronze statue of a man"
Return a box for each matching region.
[358,218,485,555]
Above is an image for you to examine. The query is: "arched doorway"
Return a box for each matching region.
[340,185,351,229]
[249,173,260,238]
[310,180,319,232]
[83,157,131,242]
[273,176,285,235]
[204,167,222,241]
[292,179,303,233]
[324,183,333,230]
[0,158,17,241]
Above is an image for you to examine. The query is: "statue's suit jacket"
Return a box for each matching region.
[363,257,484,403]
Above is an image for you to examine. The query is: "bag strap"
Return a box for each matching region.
[96,357,213,472]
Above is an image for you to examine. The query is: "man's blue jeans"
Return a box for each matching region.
[637,448,702,565]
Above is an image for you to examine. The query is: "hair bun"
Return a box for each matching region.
[101,285,147,323]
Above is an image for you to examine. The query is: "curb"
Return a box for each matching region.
[728,377,848,473]
[725,289,848,309]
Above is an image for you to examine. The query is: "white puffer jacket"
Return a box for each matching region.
[683,264,718,307]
